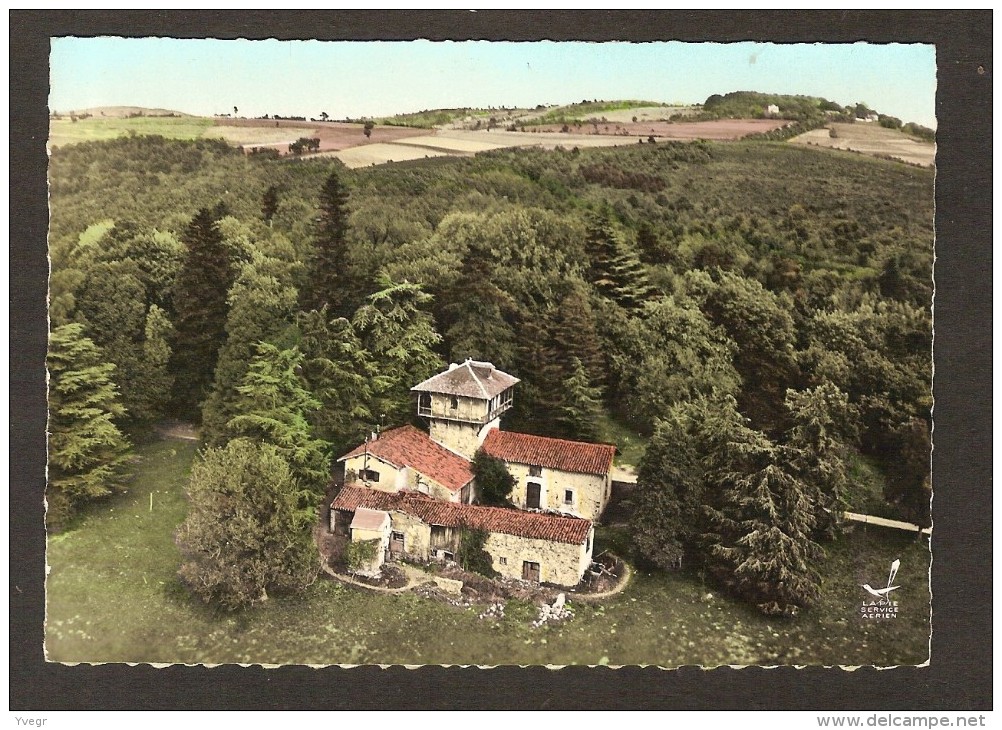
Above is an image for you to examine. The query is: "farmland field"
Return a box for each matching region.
[45,437,931,667]
[789,123,935,167]
[524,118,789,139]
[48,115,216,149]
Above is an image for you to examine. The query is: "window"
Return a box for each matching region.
[418,392,431,414]
[450,396,459,410]
[360,468,380,482]
[587,532,592,552]
[529,465,542,477]
[498,557,507,566]
[564,489,574,505]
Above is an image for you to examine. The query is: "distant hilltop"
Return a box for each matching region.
[49,106,191,119]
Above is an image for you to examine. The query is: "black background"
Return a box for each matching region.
[10,10,992,711]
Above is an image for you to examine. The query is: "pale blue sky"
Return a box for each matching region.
[50,38,937,128]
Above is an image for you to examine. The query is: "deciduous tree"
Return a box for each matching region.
[176,439,318,610]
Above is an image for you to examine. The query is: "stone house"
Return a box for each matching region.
[338,424,476,504]
[332,359,615,585]
[480,430,615,522]
[331,486,594,587]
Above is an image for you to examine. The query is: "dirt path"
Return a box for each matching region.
[155,421,200,441]
[320,561,429,594]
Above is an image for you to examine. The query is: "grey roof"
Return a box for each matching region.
[350,507,390,532]
[411,360,519,399]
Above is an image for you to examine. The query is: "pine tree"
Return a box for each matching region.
[225,343,330,497]
[176,439,318,610]
[702,425,824,616]
[584,214,653,311]
[262,185,280,227]
[296,307,377,456]
[352,274,444,426]
[73,259,148,422]
[782,382,859,539]
[201,254,298,446]
[132,304,175,423]
[300,169,352,316]
[442,241,519,367]
[47,324,131,530]
[556,357,604,442]
[550,284,605,388]
[170,207,235,420]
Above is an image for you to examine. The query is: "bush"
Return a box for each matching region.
[346,538,381,573]
[457,526,498,578]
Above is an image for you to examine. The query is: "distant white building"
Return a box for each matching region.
[766,104,780,117]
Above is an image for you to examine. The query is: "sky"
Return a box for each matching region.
[50,38,937,128]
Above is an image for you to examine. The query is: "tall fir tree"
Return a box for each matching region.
[584,214,653,311]
[201,253,298,446]
[47,324,131,530]
[442,241,519,368]
[556,357,604,442]
[170,207,235,420]
[352,274,444,426]
[296,307,378,456]
[781,382,859,539]
[132,304,175,423]
[300,169,352,316]
[226,343,330,498]
[702,424,824,616]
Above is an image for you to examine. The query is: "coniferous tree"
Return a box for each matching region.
[584,214,653,311]
[702,424,824,616]
[550,284,605,388]
[132,304,175,423]
[47,324,131,529]
[556,357,604,442]
[300,169,352,316]
[201,253,298,446]
[442,241,519,367]
[226,344,330,497]
[353,274,444,426]
[296,307,378,456]
[73,259,148,423]
[781,382,859,539]
[170,207,235,420]
[262,185,280,227]
[176,438,318,610]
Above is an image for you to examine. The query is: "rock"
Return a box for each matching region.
[433,576,464,595]
[553,593,566,611]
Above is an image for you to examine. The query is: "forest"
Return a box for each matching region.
[46,130,933,616]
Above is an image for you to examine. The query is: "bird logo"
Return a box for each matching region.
[862,559,901,598]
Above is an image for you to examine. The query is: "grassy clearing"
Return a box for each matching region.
[594,413,647,468]
[48,116,216,149]
[45,437,930,667]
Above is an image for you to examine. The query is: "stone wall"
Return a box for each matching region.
[484,529,592,587]
[507,463,609,521]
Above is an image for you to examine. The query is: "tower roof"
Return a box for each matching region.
[411,360,519,399]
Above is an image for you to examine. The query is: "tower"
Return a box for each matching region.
[411,360,519,459]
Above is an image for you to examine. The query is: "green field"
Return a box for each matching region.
[45,436,931,667]
[48,116,216,149]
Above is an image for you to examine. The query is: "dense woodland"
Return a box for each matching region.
[47,132,933,614]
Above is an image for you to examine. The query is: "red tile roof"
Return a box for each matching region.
[338,425,474,492]
[481,430,616,477]
[332,487,591,545]
[411,360,519,399]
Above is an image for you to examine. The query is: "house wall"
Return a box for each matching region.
[507,463,610,521]
[424,392,489,422]
[387,511,433,562]
[342,454,402,493]
[342,454,462,502]
[483,529,592,588]
[429,418,498,460]
[349,522,390,574]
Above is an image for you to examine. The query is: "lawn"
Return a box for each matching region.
[45,436,931,667]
